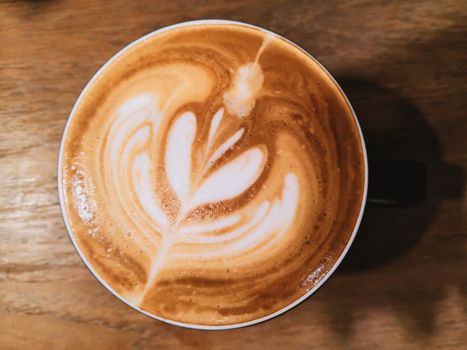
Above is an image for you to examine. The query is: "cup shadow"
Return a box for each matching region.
[317,77,466,337]
[337,78,464,271]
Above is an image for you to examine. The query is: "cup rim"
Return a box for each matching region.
[57,19,368,331]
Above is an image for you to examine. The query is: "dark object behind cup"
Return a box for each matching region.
[367,159,426,207]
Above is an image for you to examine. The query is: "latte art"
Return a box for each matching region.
[60,23,365,326]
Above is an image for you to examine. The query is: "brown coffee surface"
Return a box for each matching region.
[59,23,365,326]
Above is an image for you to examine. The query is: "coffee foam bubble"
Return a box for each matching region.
[60,24,365,325]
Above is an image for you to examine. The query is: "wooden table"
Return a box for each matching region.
[1,1,466,349]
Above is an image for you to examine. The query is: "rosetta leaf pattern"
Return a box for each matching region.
[106,101,299,304]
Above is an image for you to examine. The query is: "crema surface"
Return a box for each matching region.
[60,23,365,326]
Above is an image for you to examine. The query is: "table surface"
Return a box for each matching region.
[1,0,466,349]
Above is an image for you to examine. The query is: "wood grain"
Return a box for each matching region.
[1,0,466,349]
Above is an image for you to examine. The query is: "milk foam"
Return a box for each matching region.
[61,23,365,326]
[166,111,197,204]
[223,63,264,118]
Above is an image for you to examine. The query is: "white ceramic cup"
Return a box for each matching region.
[58,19,368,330]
